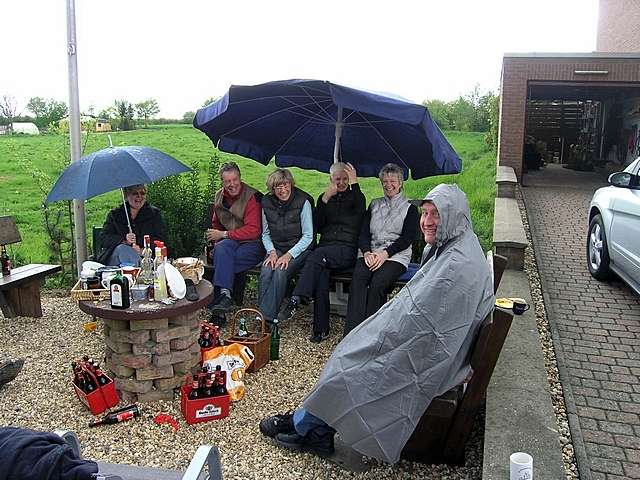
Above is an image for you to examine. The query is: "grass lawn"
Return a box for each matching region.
[0,126,496,266]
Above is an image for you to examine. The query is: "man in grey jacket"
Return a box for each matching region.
[259,184,494,464]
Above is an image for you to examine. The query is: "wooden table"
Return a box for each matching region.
[78,280,213,402]
[0,264,62,318]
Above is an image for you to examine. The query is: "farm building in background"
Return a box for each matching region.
[11,122,40,135]
[95,120,112,132]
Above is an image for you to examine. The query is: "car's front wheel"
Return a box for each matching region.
[587,214,612,280]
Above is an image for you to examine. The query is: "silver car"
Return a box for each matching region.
[587,157,640,294]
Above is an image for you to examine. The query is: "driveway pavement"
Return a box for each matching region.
[523,163,640,480]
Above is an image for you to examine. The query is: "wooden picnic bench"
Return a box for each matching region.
[0,264,62,318]
[0,216,62,318]
[400,252,513,464]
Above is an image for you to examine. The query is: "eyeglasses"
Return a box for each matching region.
[129,190,146,197]
[274,183,291,190]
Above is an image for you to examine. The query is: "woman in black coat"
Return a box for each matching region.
[97,184,167,266]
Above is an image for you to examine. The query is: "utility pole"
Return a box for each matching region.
[66,0,87,275]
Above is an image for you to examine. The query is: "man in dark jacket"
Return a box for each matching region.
[278,162,365,342]
[0,427,98,480]
[97,184,167,266]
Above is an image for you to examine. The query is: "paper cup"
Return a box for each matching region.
[510,452,533,480]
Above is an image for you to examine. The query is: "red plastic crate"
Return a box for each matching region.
[72,374,119,416]
[180,381,230,425]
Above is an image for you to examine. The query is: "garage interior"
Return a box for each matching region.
[523,81,640,173]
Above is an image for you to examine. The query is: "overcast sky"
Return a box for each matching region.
[3,0,599,118]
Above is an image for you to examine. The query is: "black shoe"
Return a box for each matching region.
[278,299,298,321]
[0,357,24,387]
[184,279,199,302]
[210,294,236,313]
[275,429,335,457]
[310,330,330,343]
[259,411,295,438]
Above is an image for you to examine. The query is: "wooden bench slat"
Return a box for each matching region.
[0,264,62,288]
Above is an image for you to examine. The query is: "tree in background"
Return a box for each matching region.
[135,98,160,128]
[113,99,135,131]
[202,97,218,107]
[423,99,453,130]
[423,85,497,134]
[0,95,20,126]
[26,97,68,130]
[182,111,195,124]
[484,93,500,151]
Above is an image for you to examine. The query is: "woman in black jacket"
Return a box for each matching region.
[97,184,167,266]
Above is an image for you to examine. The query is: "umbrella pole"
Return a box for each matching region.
[121,188,133,233]
[333,106,343,163]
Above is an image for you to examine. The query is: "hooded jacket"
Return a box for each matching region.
[302,184,494,464]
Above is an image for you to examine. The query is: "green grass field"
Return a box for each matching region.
[0,126,496,264]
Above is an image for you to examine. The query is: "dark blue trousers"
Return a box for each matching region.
[212,239,264,291]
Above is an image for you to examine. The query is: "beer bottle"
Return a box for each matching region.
[0,245,10,276]
[270,318,280,360]
[94,368,111,386]
[83,372,97,394]
[187,378,200,400]
[89,405,140,427]
[109,271,130,309]
[203,378,214,398]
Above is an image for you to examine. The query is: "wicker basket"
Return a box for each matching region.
[70,281,109,301]
[173,257,204,284]
[226,308,270,373]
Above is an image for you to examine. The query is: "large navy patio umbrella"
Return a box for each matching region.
[193,79,462,179]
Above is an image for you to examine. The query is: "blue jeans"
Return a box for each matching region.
[293,408,334,436]
[107,244,141,267]
[212,239,264,291]
[258,250,310,321]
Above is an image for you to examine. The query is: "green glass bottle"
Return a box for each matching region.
[270,319,280,360]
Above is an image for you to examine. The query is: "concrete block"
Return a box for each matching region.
[110,329,150,345]
[483,269,565,480]
[132,341,170,356]
[129,317,168,331]
[493,197,527,270]
[105,359,134,378]
[110,352,152,369]
[151,325,193,343]
[104,318,129,331]
[154,375,185,391]
[104,335,132,354]
[114,377,153,394]
[137,389,175,402]
[135,365,174,381]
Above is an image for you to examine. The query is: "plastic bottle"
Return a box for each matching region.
[153,247,168,301]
